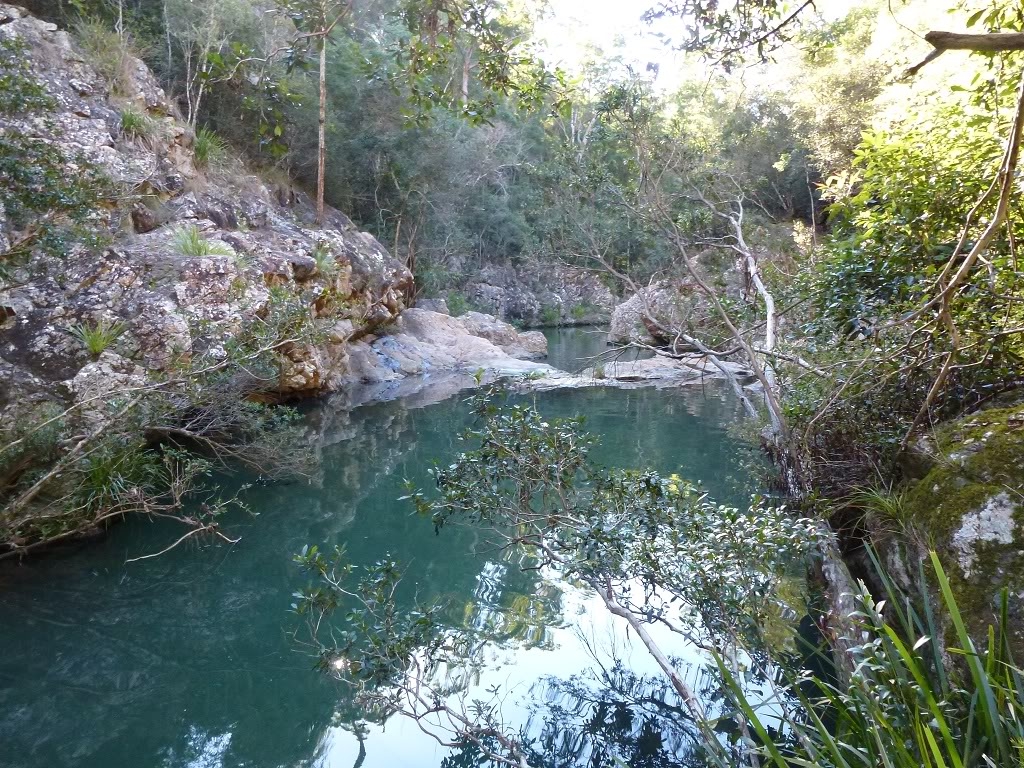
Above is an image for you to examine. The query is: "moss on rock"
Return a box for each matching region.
[902,402,1024,648]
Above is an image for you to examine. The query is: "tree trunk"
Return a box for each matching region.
[316,38,327,227]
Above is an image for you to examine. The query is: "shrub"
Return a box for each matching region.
[170,225,234,257]
[193,127,227,169]
[445,291,470,317]
[0,37,110,268]
[69,318,126,357]
[539,304,561,326]
[0,37,53,115]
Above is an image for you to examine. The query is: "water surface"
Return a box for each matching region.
[0,332,758,768]
[541,326,651,373]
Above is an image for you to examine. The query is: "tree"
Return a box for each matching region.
[281,0,355,226]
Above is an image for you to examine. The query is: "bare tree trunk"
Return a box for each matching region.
[164,0,172,78]
[461,50,471,108]
[316,38,327,227]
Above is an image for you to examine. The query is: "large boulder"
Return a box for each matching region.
[896,402,1024,651]
[457,311,547,359]
[343,308,553,384]
[608,249,753,345]
[608,281,703,345]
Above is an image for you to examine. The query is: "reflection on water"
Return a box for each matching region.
[0,355,758,768]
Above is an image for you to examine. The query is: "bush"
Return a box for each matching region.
[0,37,111,270]
[445,290,470,317]
[539,304,561,326]
[193,127,227,169]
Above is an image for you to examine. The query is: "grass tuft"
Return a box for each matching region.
[119,106,155,140]
[170,225,234,257]
[193,127,227,169]
[311,241,337,276]
[69,318,126,357]
[73,18,137,96]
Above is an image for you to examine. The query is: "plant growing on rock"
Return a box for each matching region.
[310,240,337,276]
[170,224,234,257]
[193,126,227,169]
[0,313,315,559]
[68,318,127,357]
[539,304,561,326]
[73,17,139,97]
[0,37,111,272]
[118,106,156,141]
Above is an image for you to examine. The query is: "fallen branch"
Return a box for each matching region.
[125,524,239,563]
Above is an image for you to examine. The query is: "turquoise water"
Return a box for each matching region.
[0,335,759,768]
[541,326,651,373]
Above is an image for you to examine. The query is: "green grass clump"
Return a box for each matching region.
[717,549,1024,768]
[119,106,155,140]
[170,225,234,257]
[69,318,126,357]
[311,241,337,276]
[193,127,227,169]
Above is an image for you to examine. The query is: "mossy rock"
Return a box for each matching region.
[903,402,1024,648]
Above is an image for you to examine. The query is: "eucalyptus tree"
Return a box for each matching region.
[279,0,354,225]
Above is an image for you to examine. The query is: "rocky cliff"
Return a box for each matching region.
[448,261,615,327]
[0,4,556,421]
[0,3,420,411]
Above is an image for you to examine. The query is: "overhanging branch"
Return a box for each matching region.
[905,30,1024,77]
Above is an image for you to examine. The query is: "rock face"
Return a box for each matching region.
[608,251,750,345]
[897,402,1024,650]
[0,3,416,411]
[459,262,615,327]
[609,282,697,344]
[456,311,547,359]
